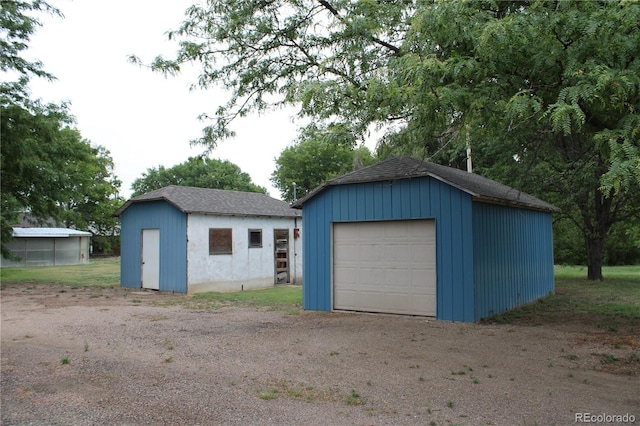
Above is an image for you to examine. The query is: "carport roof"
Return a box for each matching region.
[12,228,92,238]
[115,186,301,218]
[293,156,559,212]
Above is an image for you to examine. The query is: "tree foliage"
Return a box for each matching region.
[131,0,414,148]
[395,0,640,280]
[1,80,123,257]
[60,143,122,249]
[0,0,60,79]
[145,0,640,277]
[131,157,267,197]
[271,123,376,202]
[1,1,123,257]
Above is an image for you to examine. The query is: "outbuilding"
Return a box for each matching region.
[115,185,302,293]
[293,156,558,322]
[1,227,91,267]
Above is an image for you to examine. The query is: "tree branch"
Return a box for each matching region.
[316,0,401,55]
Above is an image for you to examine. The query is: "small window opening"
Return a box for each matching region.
[249,229,262,248]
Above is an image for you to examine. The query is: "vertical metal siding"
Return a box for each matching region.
[431,182,475,322]
[364,184,375,220]
[472,203,554,321]
[301,177,476,321]
[435,184,453,318]
[120,201,188,293]
[302,189,332,311]
[461,199,475,320]
[450,189,464,320]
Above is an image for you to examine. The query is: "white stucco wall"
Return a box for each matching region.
[186,214,302,293]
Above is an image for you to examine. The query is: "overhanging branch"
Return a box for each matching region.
[317,0,401,55]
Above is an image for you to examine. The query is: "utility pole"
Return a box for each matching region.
[466,126,473,173]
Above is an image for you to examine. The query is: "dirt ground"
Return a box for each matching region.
[1,284,638,426]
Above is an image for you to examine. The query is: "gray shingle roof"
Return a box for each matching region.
[115,186,300,218]
[293,156,558,212]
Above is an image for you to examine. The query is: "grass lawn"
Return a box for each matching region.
[174,287,303,313]
[2,258,638,324]
[0,257,120,288]
[0,257,302,312]
[488,265,640,329]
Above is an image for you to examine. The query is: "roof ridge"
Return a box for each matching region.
[294,156,558,212]
[116,185,300,218]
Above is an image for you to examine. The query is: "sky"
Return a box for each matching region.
[25,0,304,200]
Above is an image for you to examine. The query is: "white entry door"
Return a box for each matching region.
[333,220,436,316]
[141,229,160,290]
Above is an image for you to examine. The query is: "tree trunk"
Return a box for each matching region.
[583,168,614,282]
[586,235,604,281]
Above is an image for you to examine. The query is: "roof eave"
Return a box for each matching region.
[192,211,301,219]
[12,228,93,238]
[294,176,559,214]
[293,172,477,207]
[114,196,188,217]
[472,196,560,213]
[292,182,330,208]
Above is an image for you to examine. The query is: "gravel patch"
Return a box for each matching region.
[2,284,638,425]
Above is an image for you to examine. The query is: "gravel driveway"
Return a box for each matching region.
[1,284,638,425]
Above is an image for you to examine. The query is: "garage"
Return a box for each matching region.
[294,156,558,322]
[333,220,436,316]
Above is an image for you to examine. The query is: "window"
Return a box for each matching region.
[209,228,232,255]
[248,229,262,248]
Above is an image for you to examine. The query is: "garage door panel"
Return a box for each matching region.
[411,270,435,290]
[334,288,357,305]
[359,244,384,262]
[409,295,436,314]
[359,269,382,285]
[384,244,411,262]
[334,267,358,285]
[334,244,359,261]
[410,245,435,265]
[333,220,436,316]
[383,270,413,289]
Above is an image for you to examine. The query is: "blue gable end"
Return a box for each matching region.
[301,177,476,322]
[120,201,188,293]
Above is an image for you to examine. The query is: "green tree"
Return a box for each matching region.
[60,142,123,254]
[131,157,267,197]
[271,123,376,202]
[1,81,123,257]
[385,0,640,280]
[604,220,640,266]
[130,0,412,147]
[142,0,640,279]
[1,0,59,79]
[1,1,123,258]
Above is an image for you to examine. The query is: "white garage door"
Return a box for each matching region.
[333,220,436,316]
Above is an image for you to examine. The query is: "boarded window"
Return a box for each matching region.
[209,228,232,255]
[248,229,262,248]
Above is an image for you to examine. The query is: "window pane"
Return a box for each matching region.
[209,228,232,254]
[249,229,262,248]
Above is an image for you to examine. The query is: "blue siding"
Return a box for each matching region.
[301,177,475,321]
[120,201,188,293]
[472,203,554,321]
[302,189,332,311]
